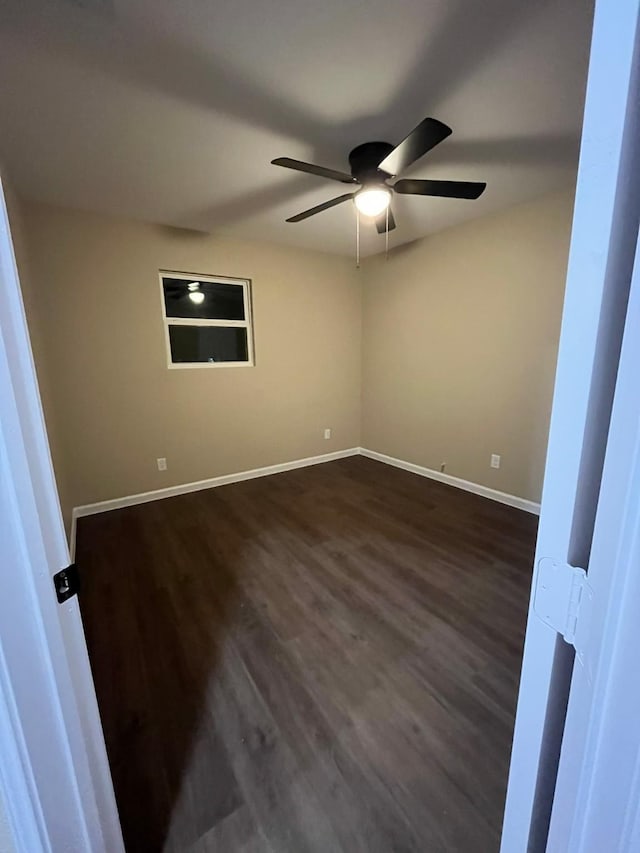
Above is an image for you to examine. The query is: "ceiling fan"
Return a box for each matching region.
[272,117,486,234]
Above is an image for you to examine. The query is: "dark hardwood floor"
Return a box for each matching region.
[76,456,537,852]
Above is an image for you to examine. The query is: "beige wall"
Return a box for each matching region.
[5,188,72,518]
[11,190,572,530]
[361,191,574,503]
[14,201,362,527]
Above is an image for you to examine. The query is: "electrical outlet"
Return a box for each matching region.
[324,428,332,440]
[490,454,501,469]
[157,457,167,471]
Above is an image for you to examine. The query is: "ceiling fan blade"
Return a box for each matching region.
[375,207,396,234]
[272,157,356,184]
[377,118,452,177]
[286,193,354,222]
[394,178,486,199]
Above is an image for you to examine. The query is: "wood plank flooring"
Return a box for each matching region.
[76,456,537,852]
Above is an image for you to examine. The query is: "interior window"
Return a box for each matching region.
[160,272,253,368]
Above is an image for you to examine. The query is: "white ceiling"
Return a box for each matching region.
[0,0,594,257]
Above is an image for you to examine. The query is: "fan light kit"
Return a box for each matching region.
[272,116,487,264]
[354,187,391,217]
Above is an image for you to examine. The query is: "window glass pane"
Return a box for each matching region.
[168,325,249,364]
[163,277,246,320]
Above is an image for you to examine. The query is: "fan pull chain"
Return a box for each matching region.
[356,207,360,269]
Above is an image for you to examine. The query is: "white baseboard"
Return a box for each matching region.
[69,511,78,562]
[358,447,541,515]
[70,444,539,554]
[71,447,360,525]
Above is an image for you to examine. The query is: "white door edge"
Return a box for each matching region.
[0,176,123,852]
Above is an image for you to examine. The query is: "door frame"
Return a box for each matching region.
[501,0,640,849]
[546,234,640,849]
[0,177,123,852]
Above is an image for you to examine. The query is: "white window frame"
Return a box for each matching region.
[158,270,254,369]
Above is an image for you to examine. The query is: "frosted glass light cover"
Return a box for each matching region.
[354,188,391,217]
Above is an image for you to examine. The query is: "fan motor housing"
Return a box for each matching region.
[348,141,394,183]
